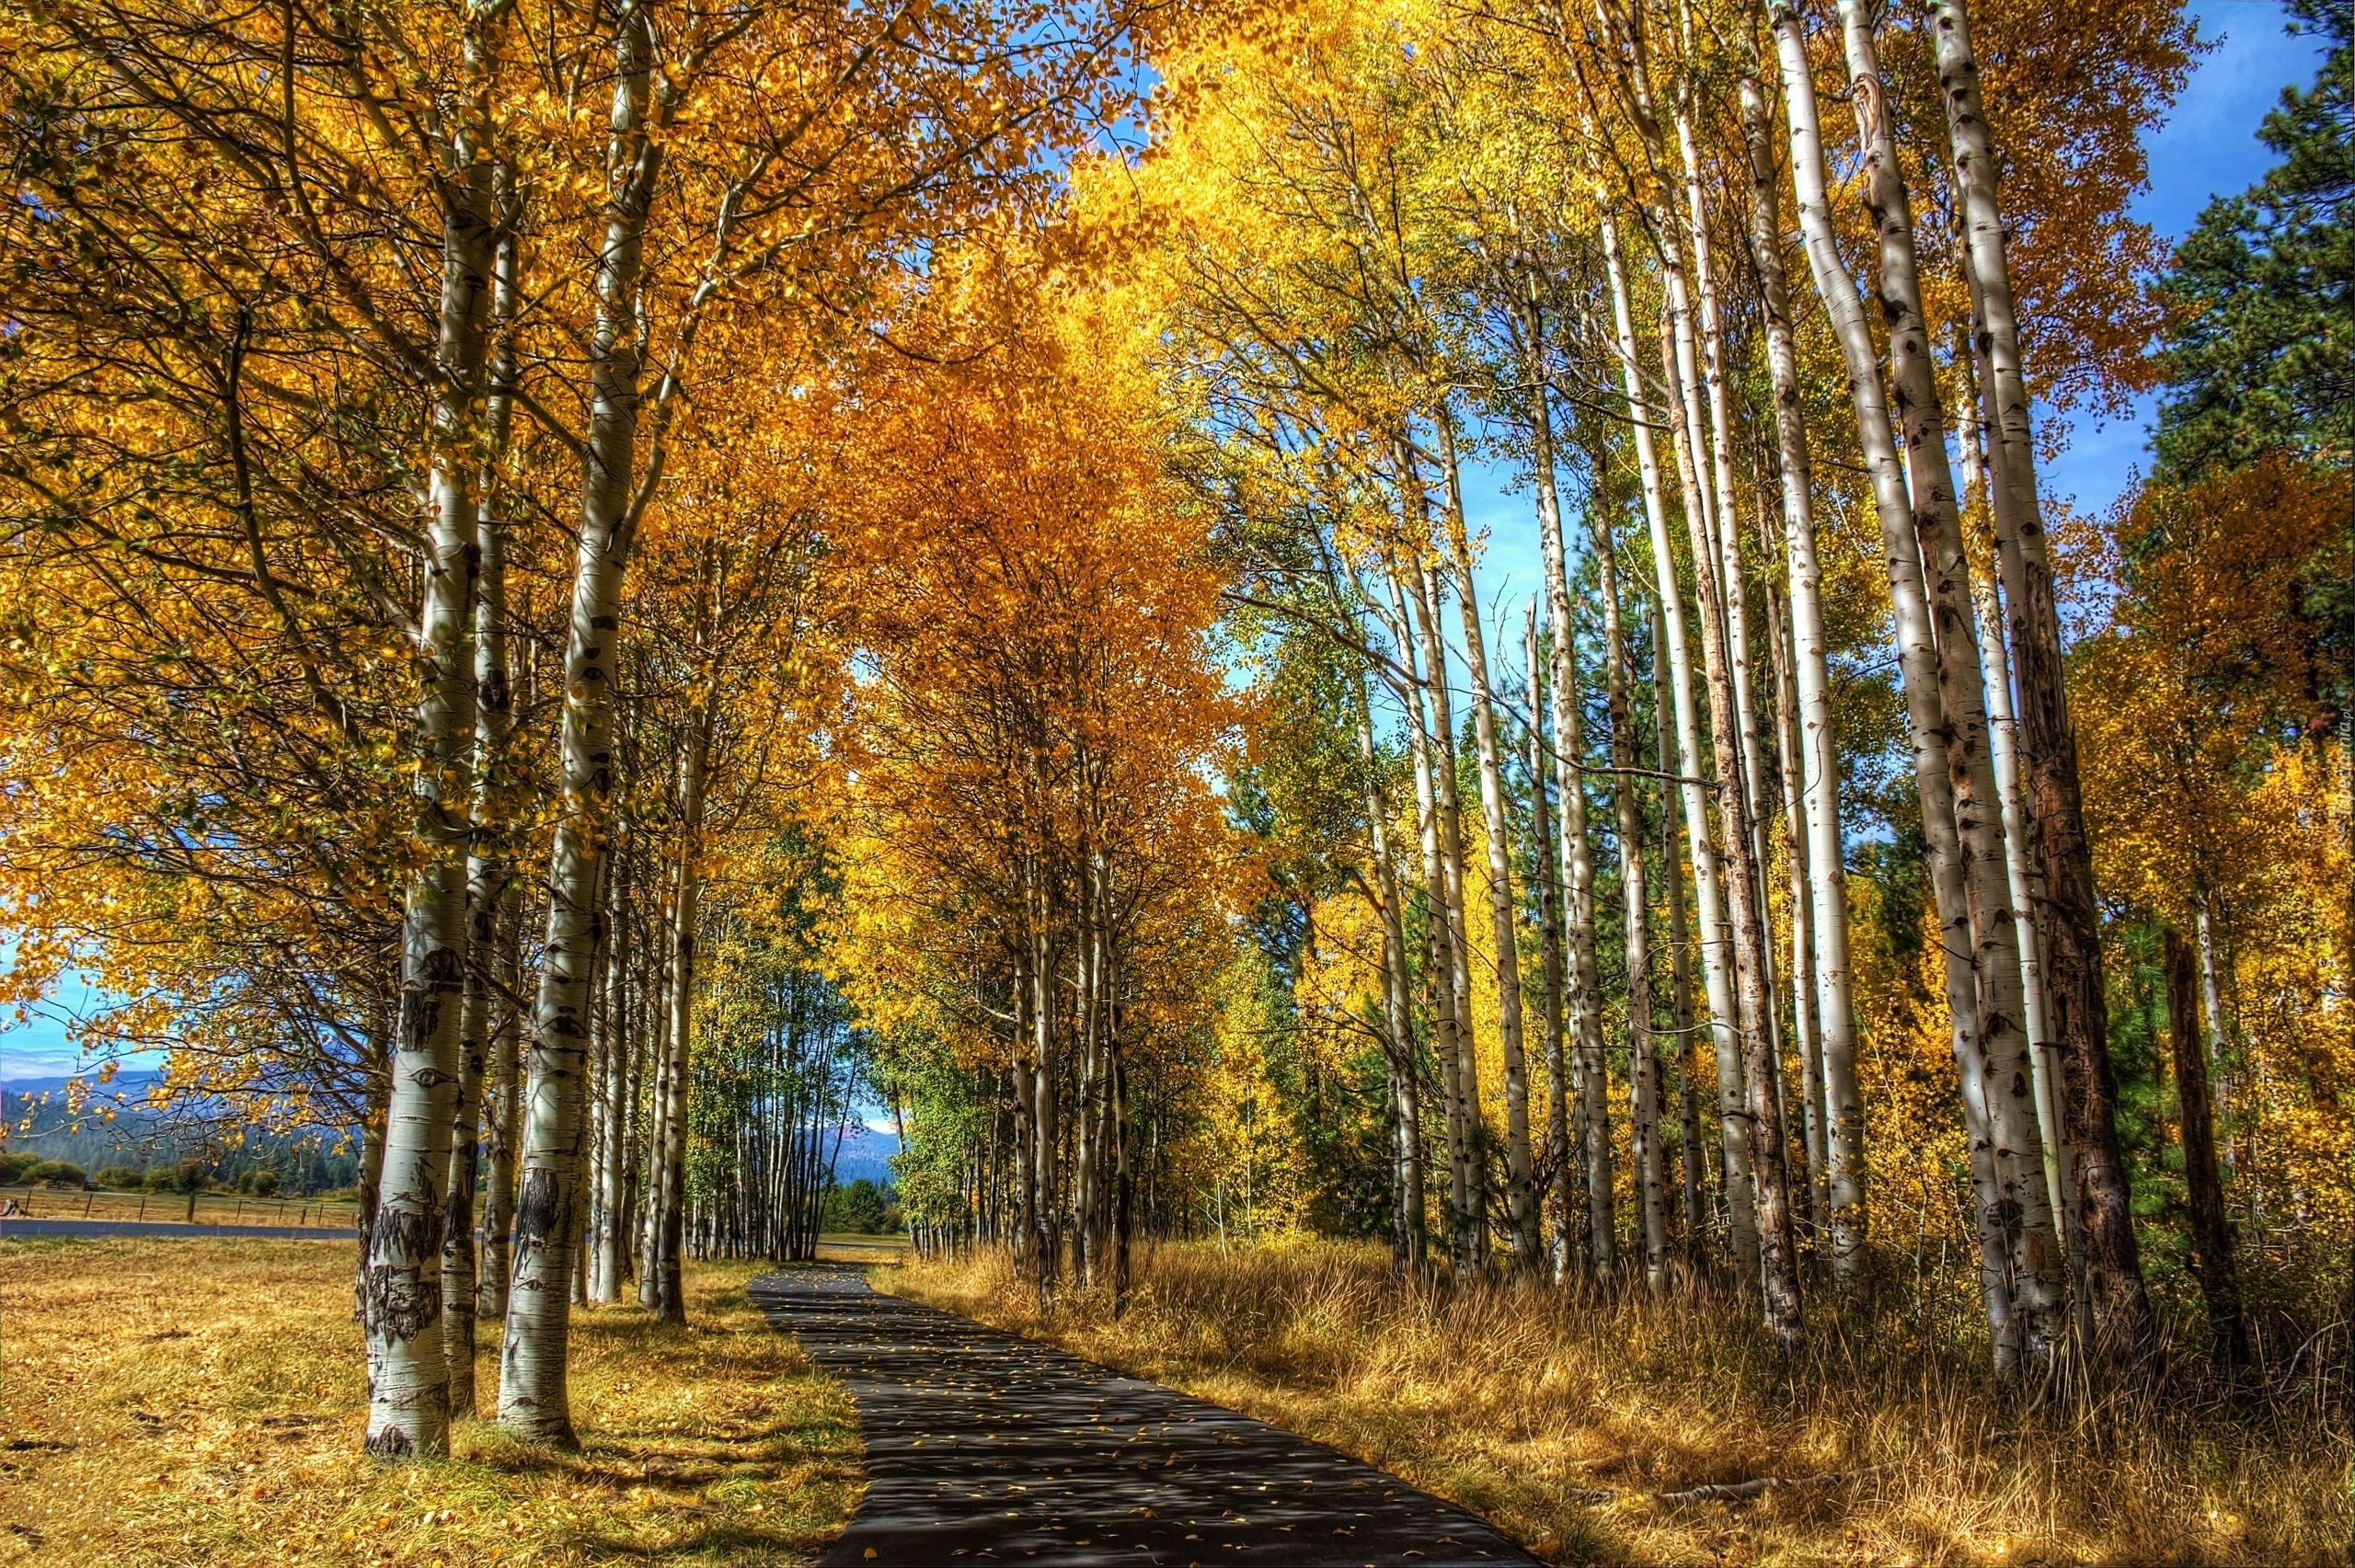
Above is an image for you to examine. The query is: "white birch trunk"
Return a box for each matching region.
[474,225,523,1329]
[1434,424,1536,1272]
[1388,569,1471,1269]
[1835,0,2064,1361]
[1598,211,1761,1279]
[1927,0,2153,1349]
[1649,613,1706,1242]
[1958,374,2070,1243]
[499,1,659,1444]
[1768,589,1829,1238]
[1517,330,1615,1283]
[1522,609,1578,1284]
[649,711,708,1323]
[1655,307,1806,1347]
[1354,668,1427,1277]
[1408,554,1486,1271]
[1771,0,2021,1366]
[1738,52,1867,1280]
[1598,516,1669,1288]
[367,29,499,1451]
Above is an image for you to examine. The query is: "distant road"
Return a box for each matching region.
[1,1218,354,1242]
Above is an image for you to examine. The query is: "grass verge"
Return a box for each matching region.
[884,1242,2348,1567]
[0,1237,858,1565]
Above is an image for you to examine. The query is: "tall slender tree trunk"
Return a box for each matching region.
[650,710,710,1324]
[1517,350,1616,1285]
[1767,589,1829,1240]
[1522,609,1577,1284]
[1927,0,2151,1353]
[1433,418,1539,1268]
[1650,616,1705,1246]
[1740,52,1865,1281]
[1031,896,1060,1297]
[1599,212,1760,1279]
[445,212,520,1419]
[478,878,523,1323]
[368,35,499,1451]
[1655,312,1805,1348]
[1390,568,1470,1271]
[1958,378,2074,1261]
[1837,0,2064,1362]
[1598,514,1669,1288]
[638,824,680,1309]
[1407,554,1485,1272]
[591,847,633,1303]
[1774,0,2024,1367]
[1355,668,1427,1277]
[500,2,660,1445]
[2164,929,2247,1368]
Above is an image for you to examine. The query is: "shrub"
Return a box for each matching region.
[95,1166,142,1191]
[27,1160,87,1188]
[0,1150,38,1185]
[247,1170,280,1197]
[142,1161,212,1194]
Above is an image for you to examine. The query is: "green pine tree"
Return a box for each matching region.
[2154,0,2352,480]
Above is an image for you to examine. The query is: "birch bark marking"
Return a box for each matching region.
[367,6,500,1453]
[1837,0,2064,1362]
[1926,0,2153,1350]
[500,0,660,1445]
[1739,49,1866,1282]
[1599,211,1760,1278]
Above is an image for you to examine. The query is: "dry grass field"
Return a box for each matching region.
[887,1242,2349,1568]
[0,1237,859,1566]
[0,1186,361,1230]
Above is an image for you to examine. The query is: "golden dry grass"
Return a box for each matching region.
[885,1242,2349,1567]
[0,1237,859,1566]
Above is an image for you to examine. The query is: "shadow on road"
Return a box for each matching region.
[752,1266,1538,1568]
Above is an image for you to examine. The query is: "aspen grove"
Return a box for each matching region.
[3,0,2348,1485]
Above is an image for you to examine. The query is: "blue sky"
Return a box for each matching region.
[0,0,2327,1085]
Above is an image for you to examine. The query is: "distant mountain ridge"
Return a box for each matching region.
[2,1070,898,1189]
[0,1069,166,1097]
[830,1124,900,1185]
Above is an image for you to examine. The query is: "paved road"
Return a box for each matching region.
[752,1268,1540,1568]
[1,1218,354,1242]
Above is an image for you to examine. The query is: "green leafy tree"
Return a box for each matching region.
[2156,0,2353,479]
